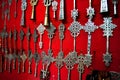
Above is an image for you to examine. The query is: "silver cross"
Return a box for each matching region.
[83,0,98,67]
[13,28,17,69]
[83,19,98,67]
[59,0,64,20]
[52,0,58,18]
[46,22,56,52]
[77,54,85,80]
[20,0,27,26]
[37,23,45,49]
[100,0,108,13]
[64,52,76,80]
[87,0,95,19]
[20,51,27,72]
[55,23,65,80]
[26,28,33,74]
[33,51,40,77]
[43,0,52,26]
[112,0,118,15]
[14,0,18,18]
[8,0,12,20]
[19,29,24,54]
[33,28,40,77]
[68,0,83,55]
[41,51,54,79]
[8,30,13,72]
[100,17,116,67]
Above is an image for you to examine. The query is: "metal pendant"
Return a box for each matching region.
[30,0,38,19]
[59,0,64,20]
[43,0,52,26]
[37,23,45,49]
[52,0,58,18]
[64,52,76,80]
[100,0,108,13]
[21,0,27,26]
[77,54,85,80]
[112,0,118,15]
[100,17,116,67]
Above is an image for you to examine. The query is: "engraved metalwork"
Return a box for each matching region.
[21,0,27,26]
[100,17,117,67]
[77,54,85,80]
[20,51,27,72]
[59,0,64,20]
[43,0,52,26]
[64,52,76,80]
[52,0,58,18]
[100,0,108,13]
[12,28,17,69]
[33,28,40,77]
[112,0,118,15]
[26,28,33,74]
[83,0,98,68]
[30,0,38,19]
[37,23,45,49]
[55,23,65,80]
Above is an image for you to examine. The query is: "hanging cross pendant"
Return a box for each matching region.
[20,51,27,72]
[8,0,12,20]
[68,0,83,56]
[55,23,65,80]
[44,0,52,26]
[77,54,85,80]
[52,0,58,18]
[55,51,64,80]
[100,0,108,13]
[33,52,40,77]
[59,0,64,20]
[26,28,33,74]
[100,17,116,67]
[83,19,98,67]
[30,0,38,19]
[87,0,95,19]
[21,0,27,26]
[64,53,76,80]
[37,23,45,49]
[13,28,17,69]
[14,0,18,18]
[46,22,56,52]
[112,0,118,15]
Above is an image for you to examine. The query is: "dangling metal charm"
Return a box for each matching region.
[37,23,45,49]
[100,17,116,67]
[100,0,108,13]
[52,0,58,18]
[83,0,98,68]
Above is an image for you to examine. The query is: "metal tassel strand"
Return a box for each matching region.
[100,17,116,67]
[83,0,98,68]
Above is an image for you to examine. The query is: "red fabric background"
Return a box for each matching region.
[0,0,120,80]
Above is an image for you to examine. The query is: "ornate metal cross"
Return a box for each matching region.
[100,17,116,67]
